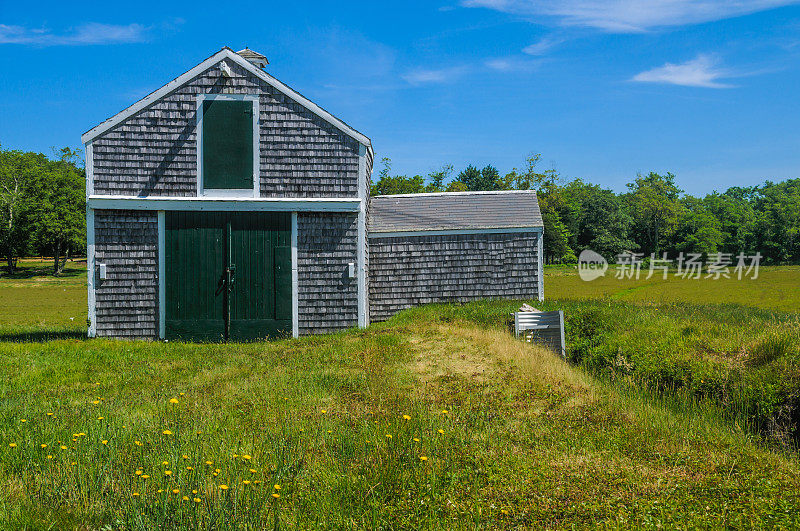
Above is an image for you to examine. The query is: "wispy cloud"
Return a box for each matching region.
[485,56,541,72]
[522,35,565,55]
[460,0,800,33]
[0,23,149,46]
[402,66,469,85]
[631,54,734,88]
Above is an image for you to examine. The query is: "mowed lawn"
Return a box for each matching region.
[0,263,799,528]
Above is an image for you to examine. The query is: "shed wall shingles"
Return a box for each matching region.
[94,210,159,338]
[368,232,541,322]
[92,60,360,198]
[297,212,359,334]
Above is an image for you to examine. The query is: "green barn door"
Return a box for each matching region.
[165,211,292,341]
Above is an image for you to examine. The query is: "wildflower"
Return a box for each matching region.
[179,392,185,396]
[215,468,221,473]
[141,475,150,479]
[47,412,53,416]
[135,440,142,446]
[162,461,169,466]
[71,462,77,466]
[47,455,53,459]
[78,433,85,437]
[41,443,47,448]
[102,440,108,445]
[321,409,326,414]
[242,480,251,485]
[95,382,100,385]
[232,454,238,458]
[326,430,332,434]
[413,438,420,442]
[219,485,229,490]
[249,468,256,474]
[193,497,201,503]
[274,484,281,490]
[385,434,392,439]
[254,480,262,485]
[20,419,26,423]
[403,414,411,420]
[419,455,428,462]
[60,445,67,450]
[186,466,193,471]
[172,489,180,494]
[212,472,219,477]
[162,430,173,435]
[242,454,251,460]
[272,493,280,499]
[8,443,17,448]
[136,470,143,476]
[366,440,370,444]
[192,489,197,494]
[501,509,509,515]
[169,398,179,404]
[92,400,100,405]
[133,492,140,497]
[437,429,444,435]
[157,489,163,493]
[164,471,172,476]
[182,454,188,459]
[182,496,189,501]
[205,461,213,466]
[97,416,104,420]
[441,409,448,414]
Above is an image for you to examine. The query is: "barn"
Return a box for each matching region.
[83,47,544,341]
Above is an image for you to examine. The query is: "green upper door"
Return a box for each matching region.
[202,99,254,190]
[165,211,291,341]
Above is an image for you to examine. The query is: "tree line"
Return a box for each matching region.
[371,155,800,265]
[0,145,86,274]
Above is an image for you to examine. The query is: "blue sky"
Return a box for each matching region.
[1,1,799,194]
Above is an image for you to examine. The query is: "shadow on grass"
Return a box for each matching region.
[0,331,87,343]
[0,268,85,280]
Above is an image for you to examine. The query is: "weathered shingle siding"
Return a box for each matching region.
[91,60,360,197]
[297,212,359,334]
[94,210,159,338]
[368,232,541,322]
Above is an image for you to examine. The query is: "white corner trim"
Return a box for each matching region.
[291,212,299,339]
[368,226,544,239]
[196,93,260,198]
[357,144,368,328]
[81,48,372,153]
[86,196,361,212]
[86,208,96,338]
[85,143,94,197]
[537,227,544,302]
[157,210,166,339]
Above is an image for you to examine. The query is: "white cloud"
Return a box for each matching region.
[460,0,800,32]
[402,66,469,85]
[522,35,565,55]
[485,57,541,72]
[631,54,734,88]
[0,23,148,46]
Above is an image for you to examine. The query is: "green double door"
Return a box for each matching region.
[165,211,291,341]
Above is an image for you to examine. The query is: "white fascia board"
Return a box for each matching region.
[85,142,94,197]
[291,212,299,339]
[81,48,373,152]
[368,226,544,239]
[157,211,166,339]
[356,144,368,328]
[87,196,361,212]
[86,208,96,338]
[373,189,537,199]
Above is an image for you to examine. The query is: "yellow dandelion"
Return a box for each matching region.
[413,438,420,442]
[419,455,428,462]
[47,412,54,416]
[232,453,238,458]
[249,468,256,474]
[182,454,188,459]
[172,488,180,494]
[102,440,108,445]
[192,489,197,494]
[212,472,219,477]
[254,480,262,485]
[215,468,221,473]
[162,461,168,466]
[164,470,172,476]
[71,462,77,466]
[193,497,201,503]
[157,489,163,493]
[8,443,17,448]
[501,509,509,515]
[219,484,229,491]
[135,470,143,476]
[320,409,326,414]
[274,484,281,490]
[441,409,448,414]
[141,475,150,479]
[205,461,213,466]
[60,445,67,450]
[20,419,26,423]
[40,443,47,448]
[196,430,202,435]
[402,414,411,420]
[182,496,189,501]
[437,429,444,434]
[46,455,53,459]
[385,434,392,439]
[272,493,280,499]
[135,440,142,446]
[186,466,193,471]
[179,392,185,396]
[169,398,179,404]
[326,430,332,434]
[97,416,104,420]
[242,480,251,485]
[242,454,251,460]
[78,433,86,437]
[92,400,100,405]
[162,430,172,435]
[133,492,140,497]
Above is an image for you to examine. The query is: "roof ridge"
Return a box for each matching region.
[372,189,537,199]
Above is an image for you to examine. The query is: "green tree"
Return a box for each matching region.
[455,165,501,191]
[499,153,559,191]
[673,196,724,257]
[424,165,453,193]
[29,148,86,275]
[369,158,426,196]
[0,146,45,273]
[623,172,684,256]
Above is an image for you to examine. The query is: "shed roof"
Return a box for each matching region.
[368,190,543,234]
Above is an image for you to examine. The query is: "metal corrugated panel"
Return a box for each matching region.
[367,191,543,233]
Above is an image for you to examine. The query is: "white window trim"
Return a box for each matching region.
[196,93,260,198]
[86,196,360,212]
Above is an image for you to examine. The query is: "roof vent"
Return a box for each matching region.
[236,48,269,69]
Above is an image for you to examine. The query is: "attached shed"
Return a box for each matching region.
[83,48,544,341]
[367,191,544,321]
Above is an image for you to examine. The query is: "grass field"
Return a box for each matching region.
[0,263,799,528]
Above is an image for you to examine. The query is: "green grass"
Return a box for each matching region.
[1,265,800,528]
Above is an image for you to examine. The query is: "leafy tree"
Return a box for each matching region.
[673,196,724,257]
[370,158,426,195]
[751,179,800,263]
[455,165,501,191]
[425,165,453,193]
[564,180,636,259]
[623,172,684,256]
[0,146,46,273]
[499,153,559,191]
[29,148,86,275]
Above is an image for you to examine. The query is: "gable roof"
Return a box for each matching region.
[368,190,543,234]
[81,47,372,153]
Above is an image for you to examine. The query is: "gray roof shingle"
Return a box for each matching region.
[368,190,543,234]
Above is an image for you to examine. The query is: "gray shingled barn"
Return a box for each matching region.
[83,47,544,340]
